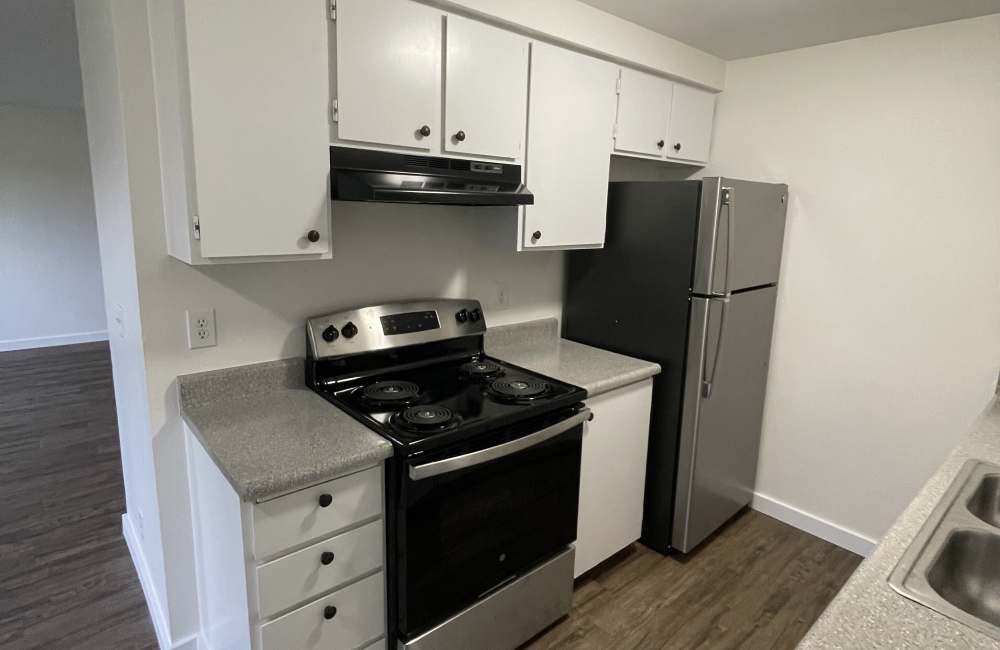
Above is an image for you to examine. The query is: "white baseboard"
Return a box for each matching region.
[0,329,108,352]
[123,513,202,650]
[751,492,877,557]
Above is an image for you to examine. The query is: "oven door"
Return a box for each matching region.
[397,407,589,639]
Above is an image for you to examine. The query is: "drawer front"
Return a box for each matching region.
[260,570,385,650]
[257,519,384,619]
[253,465,382,559]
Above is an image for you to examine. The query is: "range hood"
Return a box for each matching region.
[330,146,533,206]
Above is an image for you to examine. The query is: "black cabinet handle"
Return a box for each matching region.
[454,130,466,142]
[318,493,332,508]
[657,140,665,149]
[307,230,320,243]
[673,142,682,152]
[531,230,542,242]
[323,605,337,620]
[418,125,431,137]
[321,551,335,565]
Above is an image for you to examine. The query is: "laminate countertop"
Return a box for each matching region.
[178,317,660,503]
[801,396,1000,649]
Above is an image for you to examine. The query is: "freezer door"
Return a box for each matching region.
[692,178,789,295]
[672,287,778,552]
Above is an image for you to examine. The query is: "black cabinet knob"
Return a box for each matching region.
[323,605,337,620]
[321,551,335,565]
[454,130,466,142]
[418,125,431,137]
[318,493,332,508]
[673,142,682,152]
[657,140,665,149]
[341,321,358,338]
[321,325,339,343]
[307,230,320,243]
[531,230,542,242]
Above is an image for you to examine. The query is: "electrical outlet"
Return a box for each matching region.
[495,282,511,310]
[186,308,217,349]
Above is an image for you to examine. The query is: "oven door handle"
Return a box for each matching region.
[408,408,592,481]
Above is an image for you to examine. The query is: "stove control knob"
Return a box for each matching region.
[455,309,470,323]
[321,325,339,342]
[469,308,482,322]
[341,321,358,338]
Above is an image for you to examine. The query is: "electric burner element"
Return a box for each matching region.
[394,405,457,432]
[459,359,503,379]
[489,378,550,401]
[362,380,420,404]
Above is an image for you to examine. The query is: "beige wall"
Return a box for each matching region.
[705,14,1000,545]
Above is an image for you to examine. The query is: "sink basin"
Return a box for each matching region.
[889,460,1000,640]
[968,474,1000,528]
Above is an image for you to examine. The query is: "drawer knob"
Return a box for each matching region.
[657,140,665,149]
[454,130,466,142]
[307,229,320,243]
[418,125,431,137]
[673,142,682,152]
[323,605,338,620]
[318,493,333,508]
[321,551,335,565]
[531,230,541,243]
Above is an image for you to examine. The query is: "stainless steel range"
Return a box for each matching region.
[305,298,588,650]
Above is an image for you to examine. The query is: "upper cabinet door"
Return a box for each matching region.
[443,15,528,160]
[666,84,716,164]
[335,0,441,150]
[614,68,673,157]
[183,0,330,258]
[522,42,619,250]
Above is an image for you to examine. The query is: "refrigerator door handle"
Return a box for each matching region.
[702,296,729,399]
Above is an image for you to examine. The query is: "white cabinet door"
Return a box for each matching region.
[522,42,618,250]
[614,68,673,157]
[443,15,529,160]
[666,83,716,164]
[182,0,330,258]
[335,0,441,151]
[575,379,654,578]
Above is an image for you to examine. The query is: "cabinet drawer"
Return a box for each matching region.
[253,466,382,559]
[257,519,384,619]
[259,570,385,650]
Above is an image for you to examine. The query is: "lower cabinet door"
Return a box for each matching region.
[259,571,385,650]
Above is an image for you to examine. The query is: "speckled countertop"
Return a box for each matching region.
[485,318,660,397]
[178,358,392,503]
[801,397,1000,649]
[178,317,659,503]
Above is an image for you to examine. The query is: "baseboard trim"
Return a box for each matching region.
[124,513,203,650]
[751,492,877,557]
[0,330,108,352]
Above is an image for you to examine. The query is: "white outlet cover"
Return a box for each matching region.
[186,308,217,349]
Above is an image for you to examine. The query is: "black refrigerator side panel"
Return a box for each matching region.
[563,181,701,553]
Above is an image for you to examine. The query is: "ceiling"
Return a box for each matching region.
[0,0,82,108]
[578,0,1000,60]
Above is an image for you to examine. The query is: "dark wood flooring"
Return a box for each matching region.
[525,512,861,650]
[0,342,157,650]
[0,343,858,650]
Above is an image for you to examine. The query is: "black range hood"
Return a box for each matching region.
[330,146,533,206]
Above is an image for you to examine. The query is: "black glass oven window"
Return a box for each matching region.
[398,427,582,638]
[380,310,439,336]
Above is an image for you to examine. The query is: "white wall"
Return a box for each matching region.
[705,15,1000,547]
[0,104,107,350]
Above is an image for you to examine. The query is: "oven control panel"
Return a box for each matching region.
[306,298,486,359]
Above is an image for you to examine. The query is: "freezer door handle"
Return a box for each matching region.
[710,187,736,298]
[702,296,729,399]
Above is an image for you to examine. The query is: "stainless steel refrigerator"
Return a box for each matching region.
[563,177,788,553]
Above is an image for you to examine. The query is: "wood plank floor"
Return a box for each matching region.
[524,512,861,650]
[0,343,858,650]
[0,342,157,650]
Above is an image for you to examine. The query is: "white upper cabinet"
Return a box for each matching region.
[152,0,332,263]
[334,0,441,151]
[666,83,717,164]
[614,68,673,157]
[521,42,619,250]
[443,15,529,160]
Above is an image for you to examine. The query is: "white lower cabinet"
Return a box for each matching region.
[186,426,387,650]
[575,378,654,577]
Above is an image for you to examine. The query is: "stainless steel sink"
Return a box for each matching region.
[889,460,1000,640]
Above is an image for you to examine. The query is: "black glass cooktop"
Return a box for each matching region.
[313,354,585,453]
